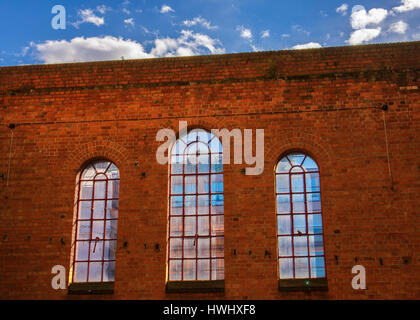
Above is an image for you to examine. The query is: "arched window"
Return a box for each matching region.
[70,160,120,284]
[275,153,326,279]
[168,129,224,281]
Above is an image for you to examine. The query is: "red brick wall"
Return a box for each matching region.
[0,41,419,299]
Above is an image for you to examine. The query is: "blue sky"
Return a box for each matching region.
[1,0,420,66]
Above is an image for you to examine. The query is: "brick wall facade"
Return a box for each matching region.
[0,41,419,299]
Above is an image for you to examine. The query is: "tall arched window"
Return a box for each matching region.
[168,129,224,281]
[276,153,326,280]
[70,160,120,284]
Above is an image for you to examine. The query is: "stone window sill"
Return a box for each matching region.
[166,280,225,293]
[68,282,114,295]
[278,278,328,292]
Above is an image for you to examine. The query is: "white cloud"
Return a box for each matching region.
[122,8,131,15]
[160,5,174,13]
[292,25,310,36]
[96,5,111,14]
[150,30,225,57]
[336,4,349,16]
[236,25,253,39]
[291,42,322,50]
[124,18,135,28]
[346,27,381,45]
[393,0,420,13]
[72,9,104,28]
[182,17,218,30]
[35,36,153,63]
[261,30,270,38]
[350,8,388,29]
[320,10,328,17]
[389,20,409,34]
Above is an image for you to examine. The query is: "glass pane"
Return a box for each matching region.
[305,173,320,192]
[169,260,182,281]
[185,196,196,215]
[170,196,183,215]
[211,154,223,173]
[107,180,119,198]
[94,161,109,173]
[78,201,91,219]
[103,261,115,281]
[171,176,183,194]
[211,237,224,257]
[310,257,326,278]
[94,181,106,199]
[308,214,323,234]
[276,157,291,173]
[294,258,309,279]
[277,215,291,235]
[92,221,104,239]
[171,155,183,174]
[80,181,93,199]
[293,236,308,256]
[169,238,182,258]
[198,259,210,280]
[302,156,318,172]
[88,262,103,282]
[170,217,183,236]
[74,262,88,282]
[184,216,196,236]
[185,176,196,194]
[93,200,105,219]
[276,174,289,193]
[77,221,91,240]
[76,241,89,261]
[278,236,292,257]
[106,200,119,219]
[211,195,224,214]
[81,165,95,179]
[184,238,196,258]
[198,216,209,235]
[185,156,196,174]
[197,129,211,143]
[198,153,210,173]
[198,175,209,194]
[104,240,116,260]
[211,259,224,280]
[90,240,104,260]
[307,193,321,212]
[198,238,210,258]
[107,163,120,179]
[211,174,223,193]
[211,216,224,236]
[309,235,324,256]
[105,220,118,239]
[288,154,305,166]
[292,194,305,213]
[183,259,196,280]
[197,195,209,215]
[293,215,306,234]
[279,258,293,279]
[277,195,291,214]
[291,174,304,193]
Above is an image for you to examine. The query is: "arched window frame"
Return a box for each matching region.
[275,152,327,282]
[167,128,225,284]
[69,159,120,289]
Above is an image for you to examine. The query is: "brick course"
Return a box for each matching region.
[0,41,419,299]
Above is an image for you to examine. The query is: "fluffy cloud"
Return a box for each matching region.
[73,9,105,28]
[388,20,409,34]
[336,4,349,16]
[124,18,135,28]
[160,5,174,13]
[393,0,420,12]
[182,17,218,30]
[34,32,225,64]
[291,42,322,50]
[96,5,111,14]
[236,26,253,39]
[350,8,388,29]
[346,28,381,45]
[260,30,270,38]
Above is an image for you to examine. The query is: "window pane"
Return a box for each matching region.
[94,161,109,173]
[307,193,321,212]
[278,215,291,235]
[288,154,305,166]
[198,259,210,280]
[169,260,182,281]
[211,237,224,257]
[305,173,320,192]
[90,240,104,260]
[171,155,183,174]
[310,257,325,278]
[198,175,209,194]
[211,174,223,193]
[93,200,105,219]
[279,258,293,279]
[106,200,119,219]
[211,259,224,280]
[302,156,318,172]
[76,241,89,261]
[291,174,304,193]
[171,176,183,195]
[276,157,291,173]
[184,216,196,236]
[78,201,91,219]
[292,194,305,213]
[94,181,106,199]
[185,196,196,215]
[309,235,324,256]
[198,216,209,235]
[183,260,196,280]
[185,156,196,174]
[211,154,223,173]
[77,221,91,239]
[294,258,309,278]
[74,262,88,282]
[198,238,210,258]
[211,216,224,236]
[170,196,183,215]
[293,215,306,234]
[107,163,120,179]
[197,195,209,215]
[169,238,182,258]
[170,217,183,237]
[278,237,292,257]
[104,240,116,260]
[103,261,115,281]
[277,195,291,214]
[81,165,95,179]
[198,154,210,173]
[80,181,93,200]
[105,220,118,239]
[184,238,196,258]
[88,262,102,282]
[107,180,119,198]
[276,174,289,193]
[308,214,323,234]
[293,236,308,256]
[185,176,196,194]
[92,221,104,239]
[211,195,224,214]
